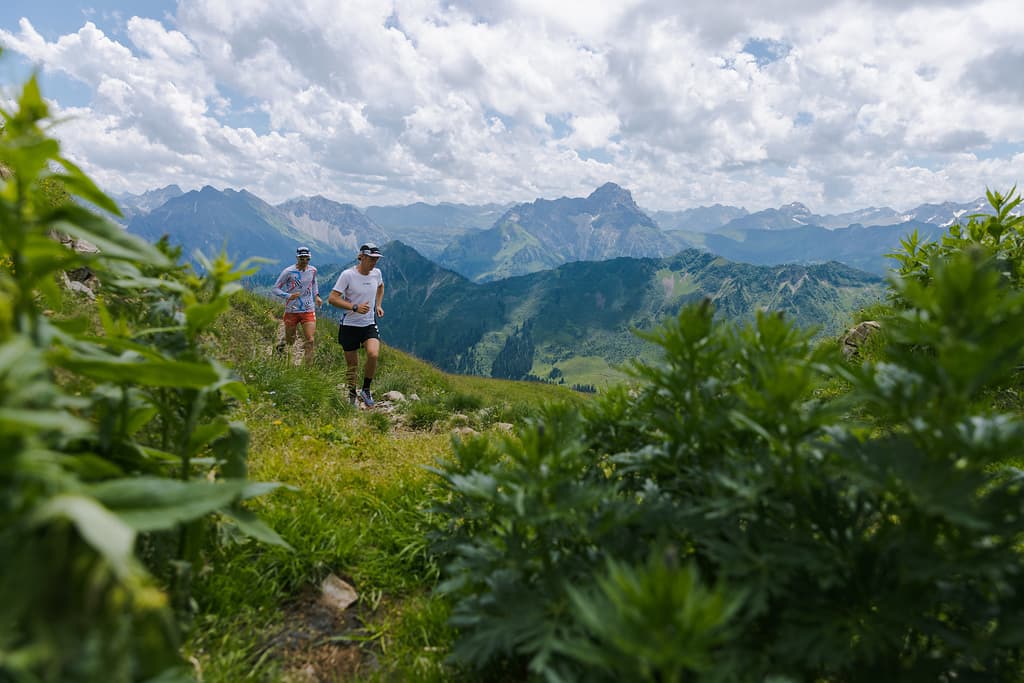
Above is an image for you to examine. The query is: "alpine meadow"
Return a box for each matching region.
[8,52,1024,683]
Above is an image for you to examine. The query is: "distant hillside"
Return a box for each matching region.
[443,183,690,282]
[128,186,347,271]
[696,221,947,275]
[318,241,885,387]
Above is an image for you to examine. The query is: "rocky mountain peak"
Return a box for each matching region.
[587,182,637,209]
[780,202,812,217]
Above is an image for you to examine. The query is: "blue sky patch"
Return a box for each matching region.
[974,141,1024,161]
[0,55,93,108]
[1,1,176,40]
[742,38,791,67]
[484,108,514,132]
[578,147,613,164]
[545,113,572,139]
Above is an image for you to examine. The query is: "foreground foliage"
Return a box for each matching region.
[1,76,286,682]
[430,192,1024,681]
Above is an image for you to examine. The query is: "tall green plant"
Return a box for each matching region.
[1,75,286,682]
[430,242,1024,680]
[890,187,1024,291]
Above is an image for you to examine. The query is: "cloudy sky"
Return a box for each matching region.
[1,0,1022,213]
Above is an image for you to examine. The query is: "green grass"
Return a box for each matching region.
[187,392,458,679]
[532,354,630,388]
[184,290,583,680]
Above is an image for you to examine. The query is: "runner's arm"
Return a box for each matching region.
[271,269,290,298]
[328,290,356,311]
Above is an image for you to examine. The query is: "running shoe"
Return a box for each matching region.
[348,392,359,407]
[359,389,375,407]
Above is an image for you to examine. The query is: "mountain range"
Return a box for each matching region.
[692,221,948,274]
[442,183,681,282]
[127,187,354,270]
[306,242,886,386]
[708,199,994,233]
[121,182,945,384]
[651,204,749,233]
[364,202,509,259]
[120,182,994,280]
[277,195,389,254]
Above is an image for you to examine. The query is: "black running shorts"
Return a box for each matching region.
[338,323,380,352]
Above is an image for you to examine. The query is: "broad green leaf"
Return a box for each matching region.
[108,275,188,293]
[48,315,92,335]
[90,477,249,531]
[211,420,250,478]
[57,353,219,388]
[0,408,91,436]
[137,445,183,463]
[58,453,125,480]
[188,418,230,456]
[217,378,247,402]
[16,75,50,122]
[221,507,292,548]
[52,157,121,215]
[21,232,82,268]
[0,338,49,382]
[205,359,248,401]
[34,494,137,578]
[185,298,229,337]
[240,480,294,500]
[125,404,160,436]
[76,333,172,357]
[44,204,168,265]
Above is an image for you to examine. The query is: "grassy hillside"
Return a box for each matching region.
[186,290,584,681]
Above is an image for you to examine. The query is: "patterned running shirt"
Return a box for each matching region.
[272,264,320,313]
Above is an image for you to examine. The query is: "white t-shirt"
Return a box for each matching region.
[332,266,383,327]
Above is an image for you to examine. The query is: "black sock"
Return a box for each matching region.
[362,377,372,390]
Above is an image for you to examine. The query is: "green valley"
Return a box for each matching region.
[313,243,886,387]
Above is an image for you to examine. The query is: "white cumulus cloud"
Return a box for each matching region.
[0,0,1021,213]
